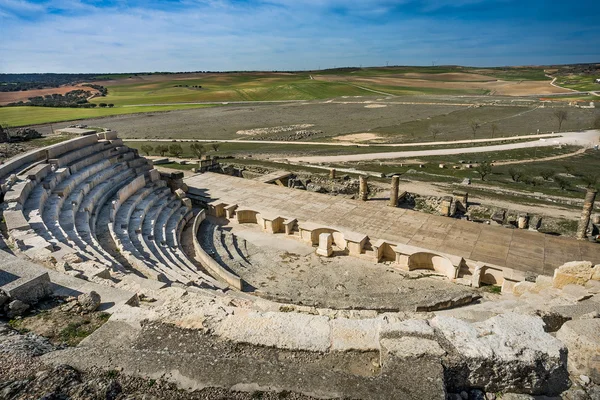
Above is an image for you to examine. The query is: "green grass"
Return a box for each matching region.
[59,321,93,342]
[554,75,600,92]
[0,104,217,127]
[89,73,372,106]
[327,146,599,200]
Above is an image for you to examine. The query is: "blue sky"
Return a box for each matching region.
[0,0,599,73]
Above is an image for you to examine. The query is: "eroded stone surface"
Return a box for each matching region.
[556,319,600,384]
[432,313,569,395]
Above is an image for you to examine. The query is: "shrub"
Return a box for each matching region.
[508,167,523,182]
[169,143,183,158]
[156,144,169,156]
[140,144,153,156]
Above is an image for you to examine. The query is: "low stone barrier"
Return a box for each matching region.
[192,210,243,290]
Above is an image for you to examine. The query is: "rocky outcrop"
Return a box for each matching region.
[77,291,101,313]
[432,314,569,396]
[553,261,598,289]
[556,319,600,385]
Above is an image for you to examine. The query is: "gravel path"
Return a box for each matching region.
[285,130,600,163]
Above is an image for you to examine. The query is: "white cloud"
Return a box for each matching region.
[0,0,598,72]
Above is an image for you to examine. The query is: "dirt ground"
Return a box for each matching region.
[0,85,99,105]
[28,97,596,144]
[332,133,383,142]
[315,75,572,96]
[223,221,478,311]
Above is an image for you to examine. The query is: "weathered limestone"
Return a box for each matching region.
[553,261,596,289]
[359,175,368,201]
[316,232,333,257]
[453,191,468,211]
[518,214,529,229]
[0,253,51,304]
[192,211,243,289]
[577,189,597,240]
[440,196,453,216]
[432,314,569,395]
[556,319,600,384]
[388,175,400,207]
[214,310,332,352]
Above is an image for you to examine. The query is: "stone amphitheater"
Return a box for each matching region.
[1,131,600,399]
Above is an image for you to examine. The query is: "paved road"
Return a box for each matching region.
[285,130,600,163]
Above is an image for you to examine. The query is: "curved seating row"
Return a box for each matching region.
[102,175,224,288]
[1,132,230,291]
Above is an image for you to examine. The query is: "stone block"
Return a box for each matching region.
[316,232,333,257]
[213,310,331,352]
[25,163,51,182]
[532,275,553,293]
[556,319,600,384]
[553,261,594,289]
[3,210,30,232]
[380,337,445,359]
[592,265,600,281]
[0,258,51,304]
[379,317,435,339]
[330,318,380,351]
[431,314,568,395]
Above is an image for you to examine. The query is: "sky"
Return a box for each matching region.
[0,0,599,73]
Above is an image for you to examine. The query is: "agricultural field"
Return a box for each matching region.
[26,99,599,145]
[2,65,590,128]
[554,75,600,92]
[0,104,216,127]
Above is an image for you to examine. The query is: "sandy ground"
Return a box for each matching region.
[332,133,383,142]
[222,220,477,311]
[0,85,99,105]
[315,75,572,96]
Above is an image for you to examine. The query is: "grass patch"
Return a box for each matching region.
[59,321,93,342]
[0,104,218,127]
[554,75,600,92]
[480,285,502,294]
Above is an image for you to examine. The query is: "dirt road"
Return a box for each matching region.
[285,130,600,163]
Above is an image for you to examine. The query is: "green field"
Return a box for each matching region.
[554,75,600,92]
[0,65,593,127]
[89,74,374,106]
[0,104,216,127]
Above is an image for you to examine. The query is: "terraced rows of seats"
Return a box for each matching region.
[0,133,222,290]
[198,220,252,275]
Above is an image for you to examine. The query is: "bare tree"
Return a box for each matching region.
[211,143,221,152]
[469,120,480,137]
[475,161,492,181]
[428,124,443,140]
[553,110,568,132]
[490,123,498,138]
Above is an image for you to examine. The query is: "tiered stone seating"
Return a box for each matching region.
[1,132,220,289]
